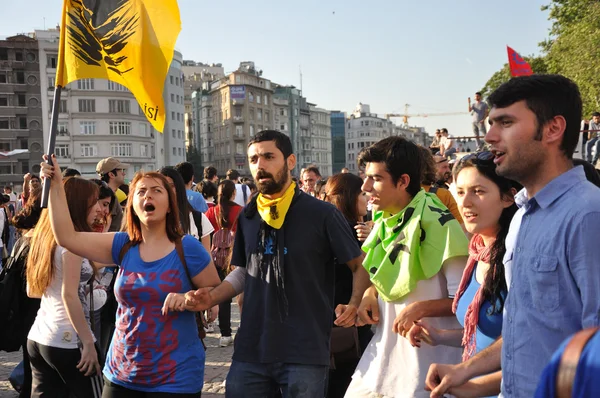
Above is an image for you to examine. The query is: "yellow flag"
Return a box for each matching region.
[56,0,181,132]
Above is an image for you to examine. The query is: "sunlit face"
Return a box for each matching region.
[248,140,295,195]
[303,171,319,192]
[98,197,112,218]
[361,162,407,214]
[455,167,513,238]
[357,191,368,218]
[87,199,104,229]
[132,177,170,225]
[111,168,126,186]
[593,115,600,124]
[30,178,40,190]
[486,100,544,183]
[436,160,451,182]
[475,93,482,101]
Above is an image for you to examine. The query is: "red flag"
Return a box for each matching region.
[507,46,533,77]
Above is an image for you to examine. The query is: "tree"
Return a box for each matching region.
[186,145,203,183]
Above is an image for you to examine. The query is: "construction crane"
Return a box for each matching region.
[385,104,469,127]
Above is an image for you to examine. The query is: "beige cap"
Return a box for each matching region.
[96,157,130,175]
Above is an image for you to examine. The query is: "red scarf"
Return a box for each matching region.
[452,234,494,361]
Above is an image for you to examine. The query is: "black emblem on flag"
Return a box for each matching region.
[67,0,139,75]
[428,206,455,226]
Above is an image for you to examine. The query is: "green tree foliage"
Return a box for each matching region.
[186,145,203,183]
[482,0,600,116]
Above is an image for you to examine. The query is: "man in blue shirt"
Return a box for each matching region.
[175,162,208,213]
[425,75,600,398]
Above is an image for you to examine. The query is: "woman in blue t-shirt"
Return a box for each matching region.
[40,155,221,397]
[407,151,519,397]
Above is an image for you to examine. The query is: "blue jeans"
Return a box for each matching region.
[472,121,486,147]
[586,137,598,163]
[225,360,328,398]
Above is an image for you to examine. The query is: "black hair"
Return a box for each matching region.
[175,162,195,185]
[226,169,240,181]
[30,175,40,182]
[358,136,423,197]
[62,168,81,178]
[453,154,522,314]
[90,179,116,215]
[304,166,321,177]
[4,186,11,192]
[592,112,600,118]
[573,159,600,188]
[488,74,582,159]
[100,169,117,183]
[159,167,192,233]
[248,129,293,159]
[197,179,218,199]
[217,180,237,229]
[243,180,257,194]
[203,166,218,181]
[475,91,482,96]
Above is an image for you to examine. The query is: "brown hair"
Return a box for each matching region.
[27,178,99,297]
[323,173,364,223]
[12,185,42,231]
[126,171,183,244]
[419,146,438,185]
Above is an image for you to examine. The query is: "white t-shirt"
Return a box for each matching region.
[349,257,466,398]
[233,183,250,207]
[189,212,214,240]
[28,246,95,349]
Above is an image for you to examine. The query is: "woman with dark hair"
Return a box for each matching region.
[9,185,43,398]
[408,152,520,398]
[39,155,220,397]
[322,173,374,398]
[90,179,116,233]
[205,180,243,347]
[195,180,218,208]
[26,177,104,397]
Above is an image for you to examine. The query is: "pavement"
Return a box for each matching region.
[0,303,239,397]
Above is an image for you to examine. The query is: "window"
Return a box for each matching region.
[172,129,176,138]
[77,79,94,90]
[264,96,268,106]
[178,148,182,156]
[0,49,7,60]
[177,113,181,122]
[55,144,70,158]
[16,72,25,84]
[19,117,27,129]
[17,94,25,106]
[50,99,68,113]
[140,123,148,136]
[257,95,261,104]
[177,130,181,139]
[15,52,23,61]
[294,108,298,116]
[249,92,254,102]
[265,111,269,123]
[0,73,6,84]
[171,93,175,102]
[111,143,132,157]
[170,76,174,85]
[78,99,95,112]
[80,144,97,157]
[250,125,255,137]
[0,97,7,107]
[57,121,69,134]
[235,125,243,137]
[257,109,262,121]
[172,147,176,155]
[175,77,179,86]
[48,76,55,89]
[109,121,132,135]
[109,100,130,114]
[80,121,96,135]
[107,81,127,91]
[236,143,244,154]
[171,111,175,120]
[0,119,8,129]
[140,144,148,157]
[47,55,58,68]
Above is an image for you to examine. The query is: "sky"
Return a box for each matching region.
[2,0,552,139]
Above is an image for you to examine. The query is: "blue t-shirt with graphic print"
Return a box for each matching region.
[103,232,210,394]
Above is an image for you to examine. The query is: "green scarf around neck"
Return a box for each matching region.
[362,189,469,302]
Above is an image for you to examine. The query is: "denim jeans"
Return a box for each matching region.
[472,121,486,147]
[586,137,598,163]
[225,360,328,398]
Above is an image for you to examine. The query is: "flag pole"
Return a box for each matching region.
[41,0,68,208]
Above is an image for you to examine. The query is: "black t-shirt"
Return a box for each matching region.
[231,191,362,366]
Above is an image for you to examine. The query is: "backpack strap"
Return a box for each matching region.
[118,241,134,264]
[175,238,194,288]
[556,327,600,398]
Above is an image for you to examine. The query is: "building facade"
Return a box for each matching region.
[208,62,275,176]
[35,29,183,179]
[307,105,332,176]
[0,34,44,190]
[330,111,346,174]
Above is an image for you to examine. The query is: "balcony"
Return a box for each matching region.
[232,99,244,106]
[233,115,244,123]
[233,132,245,141]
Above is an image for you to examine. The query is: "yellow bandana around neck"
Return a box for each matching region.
[256,182,296,229]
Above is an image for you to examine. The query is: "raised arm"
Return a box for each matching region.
[41,155,115,264]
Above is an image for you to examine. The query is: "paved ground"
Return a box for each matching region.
[0,303,240,397]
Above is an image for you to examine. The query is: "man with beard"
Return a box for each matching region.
[185,130,371,397]
[433,155,452,189]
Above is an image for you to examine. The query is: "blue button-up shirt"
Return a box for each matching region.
[500,166,600,397]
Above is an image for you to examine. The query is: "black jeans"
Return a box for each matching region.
[27,339,103,398]
[217,268,232,337]
[103,377,201,397]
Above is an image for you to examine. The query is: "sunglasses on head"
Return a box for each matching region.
[457,151,495,167]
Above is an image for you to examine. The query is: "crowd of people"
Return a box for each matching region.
[1,73,600,398]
